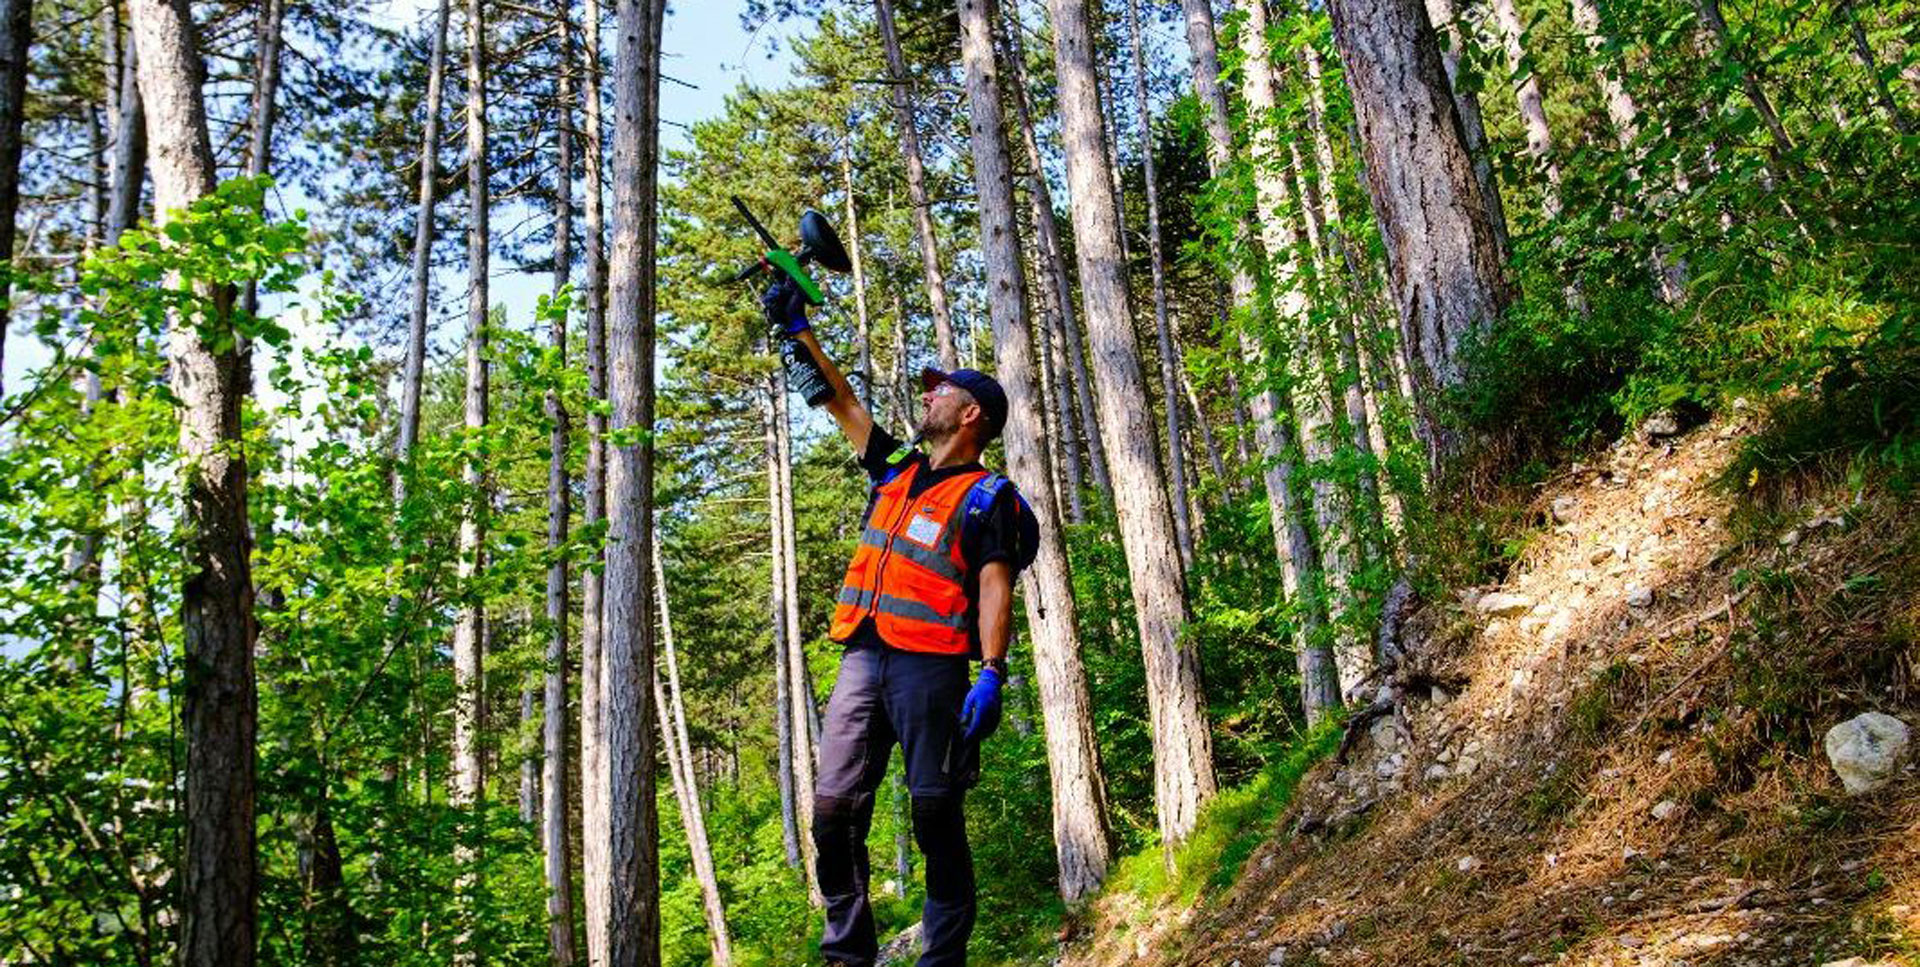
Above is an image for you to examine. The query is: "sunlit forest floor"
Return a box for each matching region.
[1055,412,1920,967]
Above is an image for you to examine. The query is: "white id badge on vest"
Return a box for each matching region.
[903,510,945,548]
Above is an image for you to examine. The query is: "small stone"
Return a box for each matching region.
[1425,763,1450,781]
[1626,585,1654,609]
[1641,410,1683,439]
[1455,755,1479,776]
[1651,800,1680,821]
[1551,495,1579,523]
[1619,934,1645,949]
[1779,528,1801,548]
[1437,746,1456,764]
[1265,945,1289,966]
[1823,712,1912,795]
[1478,592,1533,617]
[1656,750,1675,765]
[1457,855,1481,872]
[1590,545,1616,564]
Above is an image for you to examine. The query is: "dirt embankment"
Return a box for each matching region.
[1064,416,1920,967]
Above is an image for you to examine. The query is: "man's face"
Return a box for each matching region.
[918,380,979,445]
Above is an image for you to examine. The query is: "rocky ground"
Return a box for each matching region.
[1058,413,1920,967]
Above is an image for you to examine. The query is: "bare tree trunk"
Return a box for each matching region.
[770,367,820,900]
[1023,235,1069,517]
[1836,0,1913,132]
[763,380,802,871]
[544,8,580,955]
[398,0,452,475]
[1125,0,1193,571]
[0,0,29,400]
[450,0,492,958]
[874,0,958,368]
[1003,0,1111,502]
[1182,373,1227,484]
[1326,0,1514,467]
[127,1,257,964]
[1420,0,1511,261]
[237,0,284,364]
[1180,0,1339,719]
[1693,0,1795,160]
[602,1,666,962]
[1565,0,1687,301]
[521,683,540,823]
[578,0,612,956]
[839,147,874,410]
[651,549,733,966]
[1041,0,1215,848]
[955,0,1113,900]
[1487,0,1564,211]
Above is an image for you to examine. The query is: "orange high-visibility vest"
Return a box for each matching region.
[829,461,990,655]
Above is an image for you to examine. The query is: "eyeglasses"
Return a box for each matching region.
[929,382,961,398]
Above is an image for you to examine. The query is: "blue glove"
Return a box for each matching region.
[760,276,810,336]
[960,667,1003,743]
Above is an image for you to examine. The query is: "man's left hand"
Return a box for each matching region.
[960,667,1003,743]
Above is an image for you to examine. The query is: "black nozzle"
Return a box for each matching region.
[796,209,852,273]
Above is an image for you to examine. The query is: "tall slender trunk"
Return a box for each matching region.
[544,7,579,956]
[1487,0,1564,210]
[1180,0,1339,719]
[1693,0,1795,160]
[1420,0,1510,261]
[1023,234,1070,517]
[602,0,666,962]
[1565,0,1687,301]
[763,378,802,871]
[874,0,958,368]
[521,682,541,823]
[771,368,820,900]
[955,0,1113,900]
[1125,0,1193,570]
[578,0,612,956]
[1326,0,1514,468]
[450,0,492,958]
[397,0,452,474]
[238,0,284,362]
[0,0,30,400]
[127,0,257,964]
[651,549,733,966]
[1041,0,1215,847]
[1836,0,1913,133]
[839,147,873,410]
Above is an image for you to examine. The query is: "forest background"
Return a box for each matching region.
[0,0,1914,963]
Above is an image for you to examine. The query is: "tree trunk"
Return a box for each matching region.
[1693,0,1795,160]
[652,549,733,966]
[544,7,579,955]
[955,0,1113,900]
[1487,0,1564,212]
[839,147,874,410]
[763,378,802,871]
[1836,0,1913,133]
[874,0,958,369]
[602,0,666,962]
[0,0,29,401]
[1420,0,1511,261]
[578,0,613,956]
[1326,0,1514,467]
[237,0,284,361]
[1125,0,1193,571]
[397,0,451,475]
[521,684,541,823]
[1040,0,1216,848]
[1003,0,1111,502]
[1180,0,1339,719]
[770,366,820,898]
[1565,0,1687,301]
[450,0,492,958]
[127,0,258,964]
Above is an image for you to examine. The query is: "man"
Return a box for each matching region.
[763,278,1035,967]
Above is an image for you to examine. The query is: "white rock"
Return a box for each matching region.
[1551,495,1578,523]
[1455,755,1479,776]
[1651,800,1680,821]
[1425,764,1450,781]
[1589,545,1615,564]
[1626,585,1654,609]
[1478,592,1533,617]
[1266,946,1289,966]
[1656,750,1674,765]
[1823,712,1912,795]
[1457,855,1481,872]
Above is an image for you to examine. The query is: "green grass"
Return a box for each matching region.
[1109,717,1346,911]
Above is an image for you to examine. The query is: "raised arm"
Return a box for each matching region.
[790,323,875,457]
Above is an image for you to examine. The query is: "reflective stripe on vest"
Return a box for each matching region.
[828,461,988,654]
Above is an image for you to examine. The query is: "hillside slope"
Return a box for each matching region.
[1063,415,1920,967]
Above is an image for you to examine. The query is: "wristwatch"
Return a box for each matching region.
[981,657,1008,676]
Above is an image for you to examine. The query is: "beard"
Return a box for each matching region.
[918,406,958,444]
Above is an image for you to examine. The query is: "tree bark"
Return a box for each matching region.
[1003,0,1111,503]
[602,1,666,962]
[955,0,1113,900]
[651,549,733,966]
[1180,0,1338,719]
[874,0,958,369]
[237,0,284,356]
[770,365,820,899]
[1487,0,1564,211]
[763,376,802,872]
[450,0,492,958]
[0,0,29,401]
[397,0,452,475]
[1326,0,1514,467]
[840,147,874,410]
[1420,0,1511,261]
[127,0,258,964]
[544,6,579,955]
[1125,0,1193,571]
[578,0,613,957]
[1040,0,1216,847]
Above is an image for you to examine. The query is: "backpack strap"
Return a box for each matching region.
[962,473,1040,573]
